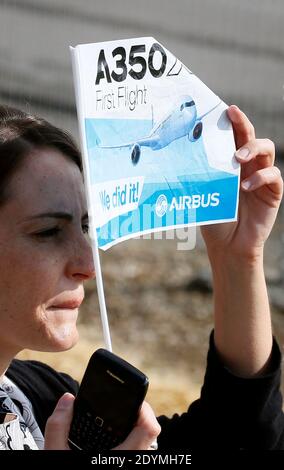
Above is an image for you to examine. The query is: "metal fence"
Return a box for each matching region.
[0,0,283,150]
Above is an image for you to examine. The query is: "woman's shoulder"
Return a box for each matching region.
[6,358,79,433]
[7,358,79,394]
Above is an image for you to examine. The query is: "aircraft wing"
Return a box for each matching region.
[98,141,134,149]
[197,101,222,121]
[98,134,154,149]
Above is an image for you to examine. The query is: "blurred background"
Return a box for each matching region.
[1,0,284,416]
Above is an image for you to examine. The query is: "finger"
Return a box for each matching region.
[113,402,161,450]
[149,438,158,450]
[44,393,75,450]
[227,105,255,148]
[235,138,275,167]
[241,166,283,196]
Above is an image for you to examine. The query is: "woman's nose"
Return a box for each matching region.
[66,236,96,282]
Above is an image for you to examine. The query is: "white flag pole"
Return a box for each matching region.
[89,231,113,353]
[70,46,112,352]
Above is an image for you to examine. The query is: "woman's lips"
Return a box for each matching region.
[49,300,83,310]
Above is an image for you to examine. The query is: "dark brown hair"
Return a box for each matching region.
[0,105,82,205]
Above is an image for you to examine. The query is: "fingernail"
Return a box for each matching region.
[241,180,252,190]
[235,147,250,160]
[57,393,73,409]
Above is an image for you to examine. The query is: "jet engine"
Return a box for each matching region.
[131,143,141,165]
[189,121,203,142]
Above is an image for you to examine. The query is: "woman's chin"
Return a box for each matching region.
[47,326,79,352]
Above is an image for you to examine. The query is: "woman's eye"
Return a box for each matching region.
[82,223,89,234]
[34,227,61,238]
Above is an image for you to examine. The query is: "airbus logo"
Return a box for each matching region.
[155,194,168,217]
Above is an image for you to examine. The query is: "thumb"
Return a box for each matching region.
[114,402,161,450]
[44,393,75,450]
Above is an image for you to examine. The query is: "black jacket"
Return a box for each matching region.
[157,334,284,449]
[6,334,284,450]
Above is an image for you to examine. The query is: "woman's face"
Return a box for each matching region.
[0,147,95,356]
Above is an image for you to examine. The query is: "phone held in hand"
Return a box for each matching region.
[68,348,149,451]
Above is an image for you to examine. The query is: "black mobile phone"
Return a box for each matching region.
[68,348,149,451]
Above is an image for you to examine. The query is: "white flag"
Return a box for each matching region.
[70,37,239,250]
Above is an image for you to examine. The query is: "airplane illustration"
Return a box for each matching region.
[98,96,222,165]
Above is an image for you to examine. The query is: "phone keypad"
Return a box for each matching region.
[69,409,122,451]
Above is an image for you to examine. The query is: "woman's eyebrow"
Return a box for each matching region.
[24,212,73,222]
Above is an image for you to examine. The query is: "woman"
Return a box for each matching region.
[0,105,159,450]
[0,104,283,450]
